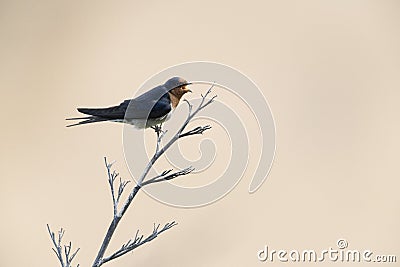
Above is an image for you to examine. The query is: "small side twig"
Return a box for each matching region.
[100,221,177,264]
[179,125,212,138]
[47,224,80,267]
[142,166,195,186]
[105,158,131,216]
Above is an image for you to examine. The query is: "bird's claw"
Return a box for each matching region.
[151,125,162,134]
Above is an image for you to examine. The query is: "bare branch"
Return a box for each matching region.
[142,169,173,185]
[142,166,195,186]
[104,157,131,216]
[101,221,177,264]
[117,178,130,203]
[47,224,80,267]
[179,125,212,138]
[105,158,117,215]
[183,98,193,115]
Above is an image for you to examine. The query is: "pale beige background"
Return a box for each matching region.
[1,0,399,266]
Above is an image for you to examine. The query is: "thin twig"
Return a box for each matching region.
[180,125,212,138]
[100,221,177,265]
[142,166,195,186]
[104,157,131,216]
[47,224,80,267]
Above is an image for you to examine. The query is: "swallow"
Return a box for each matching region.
[66,77,192,128]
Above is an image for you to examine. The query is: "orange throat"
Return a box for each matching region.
[168,92,180,108]
[168,91,182,109]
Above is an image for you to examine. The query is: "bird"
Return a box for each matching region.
[66,77,192,128]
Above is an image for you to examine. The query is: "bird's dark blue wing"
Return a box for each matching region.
[148,95,172,118]
[125,92,171,119]
[125,85,172,119]
[77,84,172,120]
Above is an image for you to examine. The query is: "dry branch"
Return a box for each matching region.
[47,224,80,267]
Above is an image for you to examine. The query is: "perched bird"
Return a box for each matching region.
[67,77,192,128]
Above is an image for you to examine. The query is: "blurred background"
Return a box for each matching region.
[0,0,399,266]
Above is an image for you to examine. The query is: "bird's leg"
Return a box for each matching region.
[151,124,165,153]
[151,124,162,134]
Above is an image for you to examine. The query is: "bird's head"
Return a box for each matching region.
[164,77,192,98]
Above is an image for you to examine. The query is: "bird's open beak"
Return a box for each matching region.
[184,83,192,93]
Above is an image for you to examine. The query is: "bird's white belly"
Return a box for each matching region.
[124,112,172,129]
